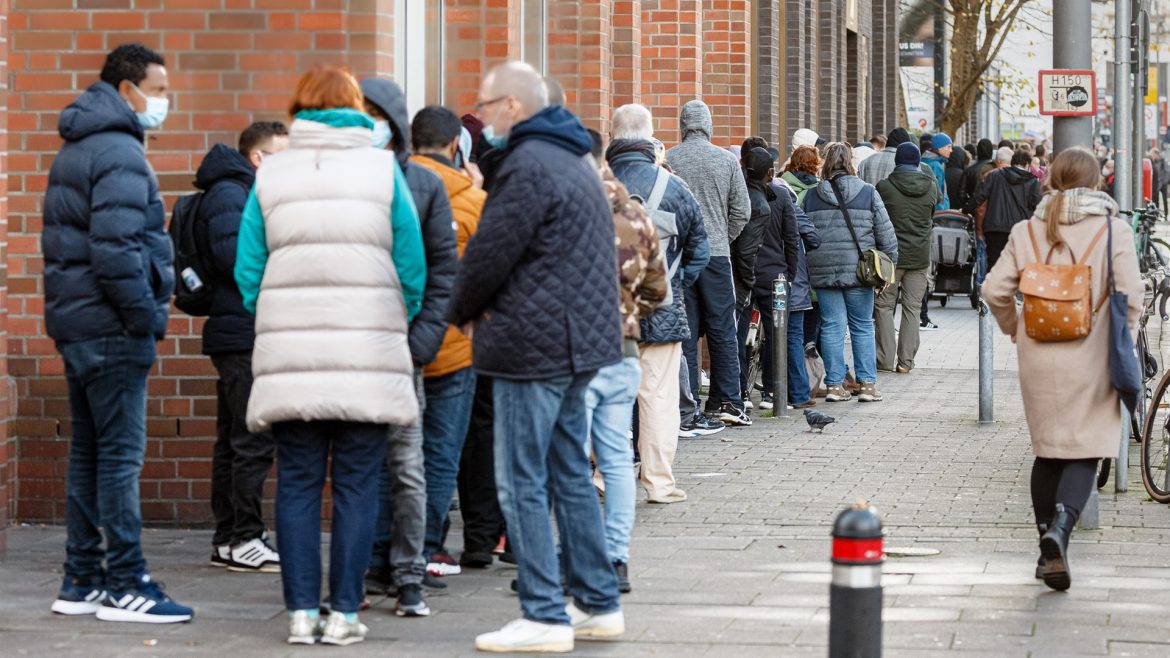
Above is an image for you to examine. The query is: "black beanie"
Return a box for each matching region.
[895,143,921,167]
[887,127,912,147]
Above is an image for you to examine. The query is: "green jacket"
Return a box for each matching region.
[782,170,819,205]
[875,168,939,271]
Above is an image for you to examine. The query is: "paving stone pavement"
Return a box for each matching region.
[4,303,1170,657]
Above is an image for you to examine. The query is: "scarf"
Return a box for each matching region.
[1033,187,1118,226]
[605,138,657,165]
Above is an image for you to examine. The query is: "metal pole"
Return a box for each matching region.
[772,275,789,418]
[1117,402,1129,494]
[1134,2,1149,205]
[978,301,994,424]
[829,504,883,658]
[1052,0,1093,152]
[1116,0,1134,215]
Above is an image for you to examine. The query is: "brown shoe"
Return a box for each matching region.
[843,374,862,393]
[813,388,829,398]
[896,365,911,374]
[824,386,852,402]
[857,382,883,402]
[793,401,817,409]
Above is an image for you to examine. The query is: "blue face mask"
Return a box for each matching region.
[482,125,508,150]
[372,121,392,150]
[132,84,169,130]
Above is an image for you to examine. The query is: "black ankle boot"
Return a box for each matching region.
[1039,504,1076,591]
[1034,522,1048,580]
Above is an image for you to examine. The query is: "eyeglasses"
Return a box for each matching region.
[474,96,507,113]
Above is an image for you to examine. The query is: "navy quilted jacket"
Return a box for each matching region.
[43,81,174,342]
[608,147,710,345]
[195,144,255,355]
[447,106,622,378]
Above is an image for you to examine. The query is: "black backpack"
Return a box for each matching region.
[169,191,215,316]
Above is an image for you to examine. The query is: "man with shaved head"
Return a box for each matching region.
[448,61,625,653]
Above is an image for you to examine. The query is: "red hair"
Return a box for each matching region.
[289,63,363,116]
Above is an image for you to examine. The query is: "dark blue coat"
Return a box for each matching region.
[608,148,710,345]
[196,144,255,355]
[754,182,816,312]
[447,106,621,378]
[43,81,174,342]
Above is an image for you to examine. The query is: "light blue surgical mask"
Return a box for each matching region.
[482,125,508,150]
[372,120,392,150]
[133,84,169,130]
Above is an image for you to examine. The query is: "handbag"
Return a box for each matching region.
[1105,218,1142,414]
[828,176,896,288]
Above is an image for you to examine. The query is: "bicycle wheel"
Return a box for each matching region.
[1140,371,1170,503]
[1097,458,1111,489]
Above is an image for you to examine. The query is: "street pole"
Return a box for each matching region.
[1052,0,1093,152]
[978,300,993,424]
[771,275,789,418]
[1116,0,1134,216]
[1134,1,1149,205]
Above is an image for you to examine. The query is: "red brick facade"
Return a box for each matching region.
[0,1,897,537]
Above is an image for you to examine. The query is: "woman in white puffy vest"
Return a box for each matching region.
[234,63,426,646]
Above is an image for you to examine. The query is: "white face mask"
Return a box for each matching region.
[133,84,169,130]
[372,121,392,150]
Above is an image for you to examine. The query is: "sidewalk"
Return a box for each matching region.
[4,303,1170,657]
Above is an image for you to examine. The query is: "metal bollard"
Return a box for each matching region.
[830,503,883,658]
[1115,402,1128,494]
[978,300,994,424]
[772,274,789,418]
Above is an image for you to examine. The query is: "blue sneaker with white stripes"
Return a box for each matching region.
[95,573,193,624]
[50,577,107,615]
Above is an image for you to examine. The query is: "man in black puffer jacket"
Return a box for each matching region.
[198,121,288,574]
[450,62,623,653]
[361,77,458,615]
[43,44,193,623]
[726,147,774,404]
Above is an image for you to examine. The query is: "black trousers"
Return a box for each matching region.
[210,352,275,547]
[984,231,1011,272]
[1030,457,1098,524]
[456,374,504,555]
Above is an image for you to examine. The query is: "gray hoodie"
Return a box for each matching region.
[665,101,750,259]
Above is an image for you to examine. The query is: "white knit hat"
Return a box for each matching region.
[792,128,819,150]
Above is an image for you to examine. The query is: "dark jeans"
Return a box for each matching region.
[1030,457,1098,524]
[684,256,743,411]
[275,420,386,613]
[60,335,156,591]
[422,368,477,560]
[458,375,504,555]
[210,352,274,547]
[371,371,427,586]
[494,373,620,625]
[985,231,1011,272]
[755,296,810,406]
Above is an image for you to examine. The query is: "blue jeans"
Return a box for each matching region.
[371,371,427,586]
[755,295,810,405]
[59,335,156,591]
[494,373,621,625]
[816,287,878,386]
[584,357,641,564]
[683,256,743,410]
[275,420,386,613]
[422,368,477,560]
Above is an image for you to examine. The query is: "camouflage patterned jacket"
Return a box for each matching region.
[602,166,668,341]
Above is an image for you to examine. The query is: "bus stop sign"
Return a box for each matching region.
[1039,70,1097,116]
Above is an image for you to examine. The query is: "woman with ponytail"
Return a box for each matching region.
[983,147,1143,592]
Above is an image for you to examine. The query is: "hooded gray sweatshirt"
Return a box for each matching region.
[665,100,749,259]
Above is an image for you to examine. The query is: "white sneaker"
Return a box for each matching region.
[566,602,625,639]
[210,544,230,567]
[287,610,322,645]
[320,611,368,646]
[227,536,281,573]
[475,618,574,653]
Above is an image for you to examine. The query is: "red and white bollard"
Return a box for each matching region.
[829,503,883,658]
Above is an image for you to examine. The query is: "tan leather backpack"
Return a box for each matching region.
[1018,220,1109,342]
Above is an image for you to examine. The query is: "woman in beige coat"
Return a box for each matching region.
[984,147,1142,592]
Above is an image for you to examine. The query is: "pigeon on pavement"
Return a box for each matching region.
[804,409,835,432]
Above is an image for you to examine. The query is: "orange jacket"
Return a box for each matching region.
[411,154,485,378]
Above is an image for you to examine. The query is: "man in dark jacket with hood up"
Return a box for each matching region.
[726,147,774,405]
[450,61,623,653]
[43,43,193,624]
[963,148,1043,270]
[875,144,939,373]
[962,138,996,203]
[199,121,288,574]
[361,77,459,617]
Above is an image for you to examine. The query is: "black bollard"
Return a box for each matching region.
[829,503,884,658]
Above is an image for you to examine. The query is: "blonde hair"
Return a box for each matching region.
[1043,147,1103,248]
[819,142,856,179]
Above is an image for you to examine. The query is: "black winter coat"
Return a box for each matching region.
[754,183,807,310]
[608,148,710,345]
[447,106,622,378]
[43,81,174,342]
[362,78,458,367]
[196,144,256,355]
[731,177,773,308]
[963,167,1042,234]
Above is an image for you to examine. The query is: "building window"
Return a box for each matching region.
[394,0,445,116]
[522,0,547,75]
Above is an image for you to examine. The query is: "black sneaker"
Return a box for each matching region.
[920,320,939,331]
[460,551,494,569]
[613,561,631,594]
[209,545,230,568]
[422,573,448,590]
[679,413,726,438]
[395,584,430,617]
[718,403,753,427]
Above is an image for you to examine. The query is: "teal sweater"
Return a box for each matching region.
[234,108,425,320]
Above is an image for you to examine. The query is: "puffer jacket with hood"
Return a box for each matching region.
[447,106,622,379]
[921,152,950,210]
[665,100,750,259]
[234,108,426,432]
[802,175,898,289]
[876,169,940,271]
[43,81,175,342]
[361,78,458,368]
[196,143,257,355]
[963,166,1043,234]
[945,150,968,209]
[731,176,773,308]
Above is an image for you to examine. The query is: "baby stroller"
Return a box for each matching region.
[929,210,978,310]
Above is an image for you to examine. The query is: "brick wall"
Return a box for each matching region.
[8,0,395,526]
[0,0,9,554]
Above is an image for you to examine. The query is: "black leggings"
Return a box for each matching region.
[1030,457,1098,524]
